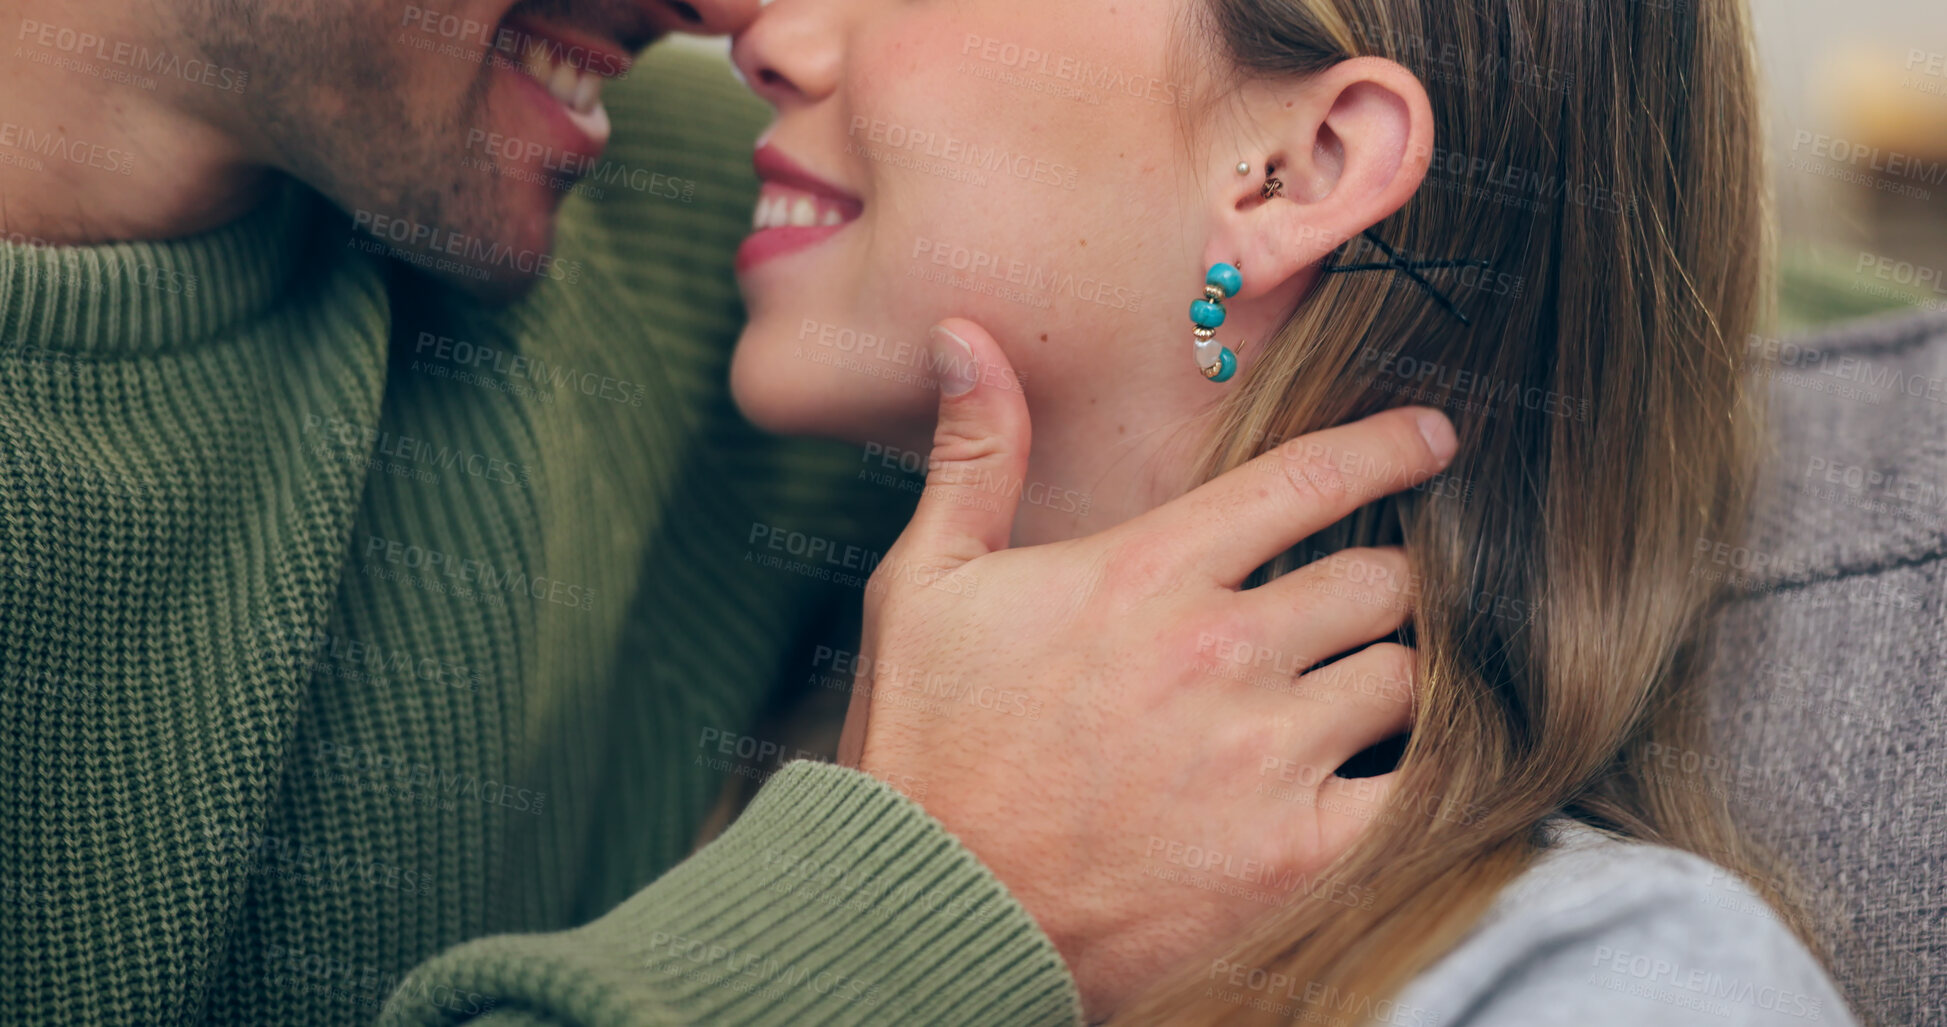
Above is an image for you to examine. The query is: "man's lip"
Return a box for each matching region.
[500,13,637,77]
[499,64,609,165]
[753,145,864,218]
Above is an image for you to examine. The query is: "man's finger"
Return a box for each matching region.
[889,318,1031,572]
[1245,547,1415,670]
[1119,407,1457,586]
[1292,641,1416,766]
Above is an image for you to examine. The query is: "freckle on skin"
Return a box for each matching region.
[1039,334,1049,342]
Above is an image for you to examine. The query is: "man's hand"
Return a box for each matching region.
[838,318,1457,1020]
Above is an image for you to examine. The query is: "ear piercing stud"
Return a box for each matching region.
[1237,159,1285,199]
[1261,162,1285,201]
[1190,262,1243,383]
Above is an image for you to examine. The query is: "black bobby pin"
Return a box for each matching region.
[1321,229,1494,327]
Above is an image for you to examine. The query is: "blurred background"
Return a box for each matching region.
[1753,0,1947,330]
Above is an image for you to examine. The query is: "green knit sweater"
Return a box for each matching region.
[0,46,1080,1027]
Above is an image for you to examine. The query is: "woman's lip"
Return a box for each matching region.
[753,144,864,217]
[736,224,849,274]
[738,145,863,272]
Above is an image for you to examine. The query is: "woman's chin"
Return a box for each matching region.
[726,337,924,447]
[729,344,826,438]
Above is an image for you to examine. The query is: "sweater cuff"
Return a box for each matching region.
[380,761,1083,1026]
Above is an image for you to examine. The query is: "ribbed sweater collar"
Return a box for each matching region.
[0,176,317,359]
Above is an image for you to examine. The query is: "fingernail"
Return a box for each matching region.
[1416,411,1457,464]
[930,325,979,397]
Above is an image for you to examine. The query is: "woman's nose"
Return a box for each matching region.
[730,0,843,109]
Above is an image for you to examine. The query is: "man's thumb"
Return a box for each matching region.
[899,319,1031,568]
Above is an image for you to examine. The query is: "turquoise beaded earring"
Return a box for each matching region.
[1190,262,1243,383]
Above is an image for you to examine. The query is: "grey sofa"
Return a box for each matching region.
[1705,307,1947,1026]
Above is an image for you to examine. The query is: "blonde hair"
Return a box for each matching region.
[1120,0,1833,1022]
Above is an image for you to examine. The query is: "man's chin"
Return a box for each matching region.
[356,212,571,304]
[428,263,551,304]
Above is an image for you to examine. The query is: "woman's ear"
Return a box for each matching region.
[1205,57,1432,300]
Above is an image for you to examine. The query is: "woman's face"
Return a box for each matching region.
[727,0,1214,445]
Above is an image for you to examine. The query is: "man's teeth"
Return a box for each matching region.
[522,45,604,115]
[752,189,853,229]
[572,74,599,113]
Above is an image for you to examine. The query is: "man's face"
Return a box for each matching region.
[168,0,754,298]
